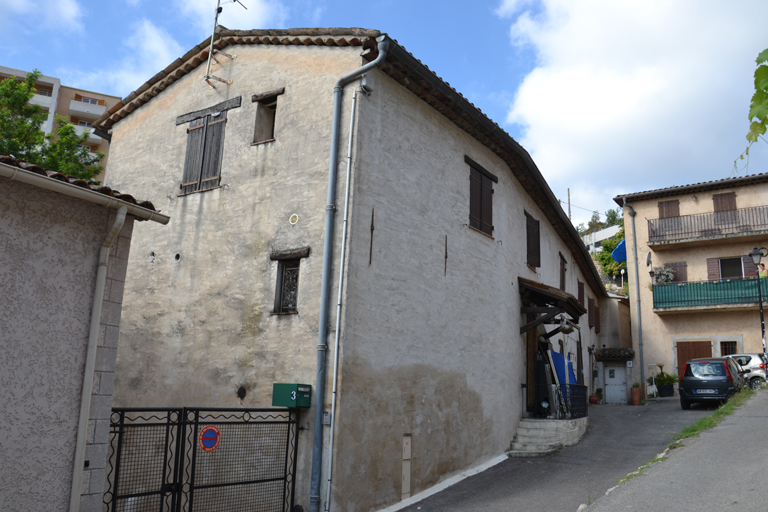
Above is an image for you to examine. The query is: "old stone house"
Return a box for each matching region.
[615,174,768,390]
[95,28,609,511]
[0,157,167,512]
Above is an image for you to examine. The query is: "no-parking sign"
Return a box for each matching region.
[198,425,221,452]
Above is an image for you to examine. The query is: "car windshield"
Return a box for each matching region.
[686,362,725,377]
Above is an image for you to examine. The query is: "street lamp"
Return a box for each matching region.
[749,246,768,366]
[621,268,625,288]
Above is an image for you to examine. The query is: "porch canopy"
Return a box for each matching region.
[518,277,586,336]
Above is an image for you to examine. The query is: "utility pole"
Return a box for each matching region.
[567,188,571,220]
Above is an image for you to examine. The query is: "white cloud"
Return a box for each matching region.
[0,0,83,31]
[61,19,184,97]
[499,0,768,226]
[175,0,288,38]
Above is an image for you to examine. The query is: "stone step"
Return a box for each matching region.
[515,428,565,440]
[510,441,560,452]
[506,447,558,458]
[517,420,573,431]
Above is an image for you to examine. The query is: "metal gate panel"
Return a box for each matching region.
[604,366,627,405]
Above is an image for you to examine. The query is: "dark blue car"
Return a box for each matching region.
[679,357,746,409]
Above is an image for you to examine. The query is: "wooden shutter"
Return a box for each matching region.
[713,192,737,212]
[743,254,758,278]
[559,253,567,291]
[595,306,601,333]
[469,168,482,232]
[526,213,541,267]
[665,261,688,282]
[480,174,493,235]
[658,200,680,219]
[180,117,206,195]
[199,111,226,191]
[588,298,595,328]
[706,258,720,281]
[578,281,584,305]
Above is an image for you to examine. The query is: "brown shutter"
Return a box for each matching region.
[578,281,585,305]
[559,253,567,291]
[743,255,758,278]
[665,261,688,282]
[526,213,541,267]
[658,200,680,219]
[588,298,595,328]
[707,258,721,281]
[595,306,601,333]
[199,111,226,191]
[481,174,493,235]
[469,168,482,231]
[713,192,737,212]
[180,117,206,195]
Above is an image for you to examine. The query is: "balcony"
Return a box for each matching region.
[69,99,106,120]
[653,278,767,313]
[30,93,52,109]
[74,125,101,145]
[647,205,768,248]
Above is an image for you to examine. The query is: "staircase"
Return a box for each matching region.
[506,417,588,457]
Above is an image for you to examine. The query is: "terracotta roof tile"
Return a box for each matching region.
[613,172,768,206]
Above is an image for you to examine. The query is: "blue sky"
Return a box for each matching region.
[2,0,768,227]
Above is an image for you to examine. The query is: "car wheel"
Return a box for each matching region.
[680,398,691,410]
[750,378,763,390]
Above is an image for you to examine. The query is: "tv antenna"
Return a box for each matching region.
[203,0,247,88]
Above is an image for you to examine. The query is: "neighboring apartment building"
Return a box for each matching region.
[94,28,609,511]
[0,66,121,176]
[0,156,168,512]
[581,224,621,253]
[615,173,768,384]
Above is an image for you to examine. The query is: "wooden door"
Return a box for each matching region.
[676,341,713,379]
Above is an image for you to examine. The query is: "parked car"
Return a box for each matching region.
[679,357,746,409]
[731,353,767,390]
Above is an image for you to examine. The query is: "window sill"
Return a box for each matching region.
[251,139,275,146]
[468,225,494,239]
[271,311,298,316]
[178,185,221,197]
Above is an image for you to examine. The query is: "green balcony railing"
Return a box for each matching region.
[653,278,768,308]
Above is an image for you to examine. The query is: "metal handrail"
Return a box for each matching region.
[653,277,767,308]
[647,204,768,243]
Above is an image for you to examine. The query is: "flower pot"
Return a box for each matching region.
[589,395,600,404]
[657,384,674,397]
[631,387,642,405]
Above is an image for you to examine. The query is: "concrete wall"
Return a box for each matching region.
[330,67,605,511]
[0,178,134,512]
[622,182,768,382]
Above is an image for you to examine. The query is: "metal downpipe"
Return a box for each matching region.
[625,200,646,392]
[310,36,390,512]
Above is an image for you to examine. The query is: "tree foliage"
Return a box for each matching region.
[747,48,768,143]
[0,70,103,180]
[594,225,627,277]
[577,207,623,235]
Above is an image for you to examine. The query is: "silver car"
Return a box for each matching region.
[731,353,767,390]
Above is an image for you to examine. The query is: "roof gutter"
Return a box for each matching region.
[310,35,391,512]
[0,162,170,224]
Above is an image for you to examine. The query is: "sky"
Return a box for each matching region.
[2,0,767,228]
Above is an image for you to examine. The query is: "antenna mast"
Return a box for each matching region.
[203,0,247,88]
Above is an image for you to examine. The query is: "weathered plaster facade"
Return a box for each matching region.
[103,34,608,512]
[617,178,768,386]
[0,178,135,512]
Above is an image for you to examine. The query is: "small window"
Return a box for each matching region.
[720,341,737,356]
[559,252,567,291]
[588,298,595,328]
[720,257,743,279]
[180,111,227,195]
[465,156,497,236]
[713,192,737,213]
[525,212,540,267]
[82,97,98,105]
[577,281,584,305]
[658,200,680,219]
[252,87,284,144]
[275,260,300,314]
[78,120,93,127]
[35,88,52,97]
[664,262,688,282]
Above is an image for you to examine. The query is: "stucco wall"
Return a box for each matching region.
[331,67,604,511]
[0,179,134,512]
[622,182,768,381]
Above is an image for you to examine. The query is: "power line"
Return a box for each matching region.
[558,199,599,214]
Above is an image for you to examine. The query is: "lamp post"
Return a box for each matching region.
[621,268,625,288]
[749,247,768,365]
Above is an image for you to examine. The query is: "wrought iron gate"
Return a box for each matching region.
[104,408,300,512]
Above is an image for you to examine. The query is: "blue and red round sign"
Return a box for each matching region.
[198,425,220,452]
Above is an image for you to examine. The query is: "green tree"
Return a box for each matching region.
[594,225,627,277]
[0,70,103,180]
[736,48,768,173]
[604,207,623,228]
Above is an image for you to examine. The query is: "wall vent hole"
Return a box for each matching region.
[237,386,246,399]
[175,254,181,261]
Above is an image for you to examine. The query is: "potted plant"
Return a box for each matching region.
[631,382,643,405]
[647,364,678,397]
[589,387,603,404]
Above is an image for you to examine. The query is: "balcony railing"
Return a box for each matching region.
[653,277,767,309]
[647,205,768,243]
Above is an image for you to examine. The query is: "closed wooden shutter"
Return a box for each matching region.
[559,253,567,291]
[480,174,493,235]
[200,111,226,191]
[469,168,482,232]
[526,213,541,267]
[743,254,758,278]
[588,298,595,328]
[665,261,688,282]
[658,200,680,219]
[713,192,737,212]
[578,281,584,305]
[595,305,601,333]
[707,258,720,281]
[181,117,206,195]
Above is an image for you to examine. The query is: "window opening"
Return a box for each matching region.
[720,341,737,356]
[466,156,496,237]
[252,88,284,144]
[275,260,300,314]
[526,212,540,267]
[658,200,680,219]
[82,97,98,104]
[559,252,567,291]
[664,261,688,282]
[78,120,93,127]
[720,257,743,279]
[180,111,227,196]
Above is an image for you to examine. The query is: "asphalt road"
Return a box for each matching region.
[399,397,712,512]
[587,390,768,512]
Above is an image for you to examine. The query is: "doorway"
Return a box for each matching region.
[604,365,627,405]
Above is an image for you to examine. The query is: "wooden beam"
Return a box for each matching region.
[521,306,559,314]
[519,308,563,334]
[542,326,563,339]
